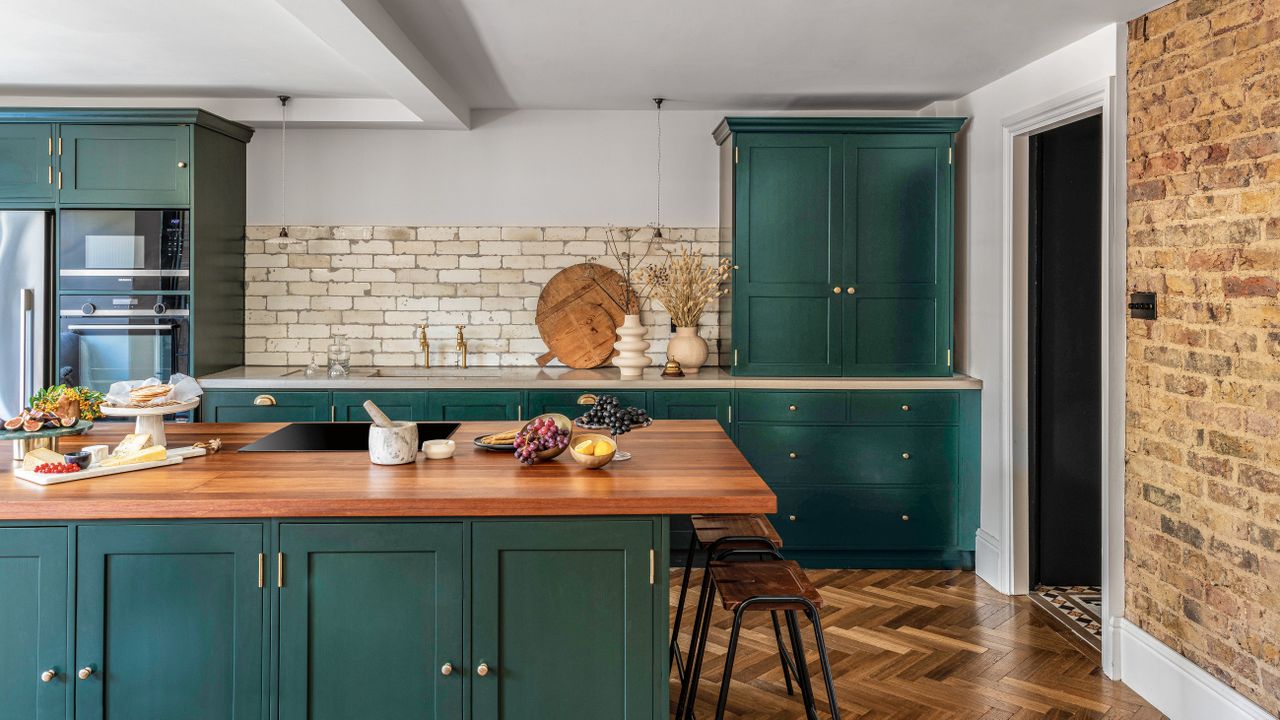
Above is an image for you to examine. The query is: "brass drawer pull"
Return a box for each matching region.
[253,394,277,406]
[901,404,910,412]
[788,514,797,522]
[788,451,797,459]
[902,452,910,460]
[177,161,188,168]
[833,286,842,294]
[788,404,797,412]
[901,515,910,522]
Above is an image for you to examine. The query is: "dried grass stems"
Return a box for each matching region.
[640,244,733,328]
[586,225,662,314]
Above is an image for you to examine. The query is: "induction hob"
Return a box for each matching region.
[238,422,459,452]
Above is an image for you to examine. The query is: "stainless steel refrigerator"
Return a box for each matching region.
[0,211,51,420]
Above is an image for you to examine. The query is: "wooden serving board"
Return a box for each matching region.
[534,263,631,368]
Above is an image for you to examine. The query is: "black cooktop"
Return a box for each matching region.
[239,422,459,452]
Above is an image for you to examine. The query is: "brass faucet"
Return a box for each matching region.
[454,324,468,369]
[417,323,430,368]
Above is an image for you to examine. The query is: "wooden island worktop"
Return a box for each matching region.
[0,419,775,520]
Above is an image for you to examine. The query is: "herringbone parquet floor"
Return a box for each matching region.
[669,569,1166,720]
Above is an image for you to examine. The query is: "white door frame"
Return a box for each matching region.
[997,77,1127,677]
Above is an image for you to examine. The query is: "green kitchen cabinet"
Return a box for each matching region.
[471,519,658,720]
[651,390,732,435]
[525,389,646,419]
[0,124,55,203]
[425,391,521,421]
[0,527,68,720]
[332,391,429,421]
[201,390,331,423]
[842,134,954,375]
[74,523,264,720]
[58,124,190,205]
[715,117,965,377]
[278,522,463,720]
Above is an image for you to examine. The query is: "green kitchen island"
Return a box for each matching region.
[0,420,773,720]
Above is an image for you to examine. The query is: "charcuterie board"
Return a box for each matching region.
[13,445,207,486]
[534,263,631,368]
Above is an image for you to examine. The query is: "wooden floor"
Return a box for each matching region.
[669,569,1165,719]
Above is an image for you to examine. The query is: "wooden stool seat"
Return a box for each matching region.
[691,514,783,550]
[709,560,823,612]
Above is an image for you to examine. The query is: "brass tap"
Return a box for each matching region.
[454,324,468,369]
[417,323,430,368]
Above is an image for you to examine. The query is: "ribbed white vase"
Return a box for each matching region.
[611,314,651,379]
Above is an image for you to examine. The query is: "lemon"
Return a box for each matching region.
[593,440,613,456]
[574,439,595,453]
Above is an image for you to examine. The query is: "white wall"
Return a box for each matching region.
[949,24,1122,589]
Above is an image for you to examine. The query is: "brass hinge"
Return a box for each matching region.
[258,553,265,588]
[47,137,52,155]
[948,147,953,165]
[48,166,52,184]
[649,549,655,585]
[57,137,62,155]
[276,552,284,588]
[734,146,739,164]
[57,171,62,189]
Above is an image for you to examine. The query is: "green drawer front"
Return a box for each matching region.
[425,391,520,421]
[736,391,846,423]
[772,485,955,549]
[739,424,956,486]
[201,391,331,423]
[332,391,428,421]
[848,391,959,424]
[525,390,647,420]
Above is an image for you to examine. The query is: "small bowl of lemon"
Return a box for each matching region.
[569,433,617,468]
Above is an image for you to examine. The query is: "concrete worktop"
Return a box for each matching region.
[198,365,983,391]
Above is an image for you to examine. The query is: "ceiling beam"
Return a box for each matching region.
[0,96,456,128]
[273,0,470,129]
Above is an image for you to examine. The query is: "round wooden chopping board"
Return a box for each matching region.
[535,263,632,368]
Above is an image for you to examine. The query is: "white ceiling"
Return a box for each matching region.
[1,0,1164,126]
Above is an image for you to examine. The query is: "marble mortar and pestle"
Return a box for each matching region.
[364,400,418,465]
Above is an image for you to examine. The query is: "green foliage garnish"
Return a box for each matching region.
[29,385,105,420]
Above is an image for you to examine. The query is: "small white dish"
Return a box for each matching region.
[422,438,456,460]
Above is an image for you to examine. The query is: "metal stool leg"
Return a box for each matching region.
[669,537,699,678]
[771,610,795,695]
[714,607,748,720]
[805,604,841,720]
[676,571,717,720]
[785,610,820,720]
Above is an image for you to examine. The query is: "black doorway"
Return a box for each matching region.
[1028,114,1103,589]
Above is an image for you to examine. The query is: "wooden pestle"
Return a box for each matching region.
[363,400,397,429]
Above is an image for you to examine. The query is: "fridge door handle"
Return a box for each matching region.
[18,288,33,407]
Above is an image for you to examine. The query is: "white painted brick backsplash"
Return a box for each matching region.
[244,226,728,368]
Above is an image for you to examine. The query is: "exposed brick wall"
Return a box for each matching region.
[1127,1,1280,712]
[242,225,724,368]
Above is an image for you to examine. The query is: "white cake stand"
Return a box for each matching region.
[99,398,201,447]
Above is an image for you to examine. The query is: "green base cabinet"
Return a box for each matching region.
[279,522,463,720]
[525,390,647,420]
[201,391,331,423]
[74,523,265,720]
[0,527,68,720]
[332,391,429,421]
[426,391,521,421]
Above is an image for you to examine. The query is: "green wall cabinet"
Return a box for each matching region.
[716,117,965,377]
[0,527,68,720]
[201,390,331,423]
[471,519,658,719]
[58,124,191,206]
[279,522,463,720]
[74,523,264,720]
[0,123,55,203]
[426,391,521,421]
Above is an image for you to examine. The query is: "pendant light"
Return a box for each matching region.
[273,95,303,245]
[652,97,665,240]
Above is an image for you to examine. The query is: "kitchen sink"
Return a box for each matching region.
[281,367,502,378]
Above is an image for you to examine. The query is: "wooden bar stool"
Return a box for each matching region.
[670,515,796,698]
[678,558,840,720]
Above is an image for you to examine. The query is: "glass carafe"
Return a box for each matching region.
[327,332,351,375]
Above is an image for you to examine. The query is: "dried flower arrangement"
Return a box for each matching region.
[585,226,662,314]
[639,244,733,328]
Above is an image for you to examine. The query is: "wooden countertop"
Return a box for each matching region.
[0,421,775,520]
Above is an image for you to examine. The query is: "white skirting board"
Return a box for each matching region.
[974,528,1002,593]
[1118,620,1274,720]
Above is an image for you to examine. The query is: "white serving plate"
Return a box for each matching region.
[14,445,208,486]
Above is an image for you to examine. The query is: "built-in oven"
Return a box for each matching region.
[58,210,189,292]
[57,295,190,394]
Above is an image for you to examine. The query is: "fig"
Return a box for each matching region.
[3,417,23,431]
[22,419,42,432]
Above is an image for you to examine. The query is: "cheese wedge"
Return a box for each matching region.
[83,445,109,465]
[21,448,65,471]
[111,433,153,457]
[100,445,167,468]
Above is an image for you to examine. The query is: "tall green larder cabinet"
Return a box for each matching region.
[715,117,967,377]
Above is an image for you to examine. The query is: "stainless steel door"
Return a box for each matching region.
[0,211,49,419]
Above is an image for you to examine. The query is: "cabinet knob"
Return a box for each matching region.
[788,451,797,459]
[848,287,856,295]
[788,514,797,522]
[253,394,277,406]
[440,662,453,676]
[833,286,842,294]
[787,404,797,412]
[901,515,910,522]
[476,662,490,677]
[77,667,94,680]
[177,161,188,168]
[41,669,57,683]
[902,452,910,460]
[901,404,910,412]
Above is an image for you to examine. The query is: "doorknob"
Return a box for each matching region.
[41,669,57,682]
[77,667,94,680]
[476,662,490,677]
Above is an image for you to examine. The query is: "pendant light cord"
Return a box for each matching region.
[279,95,290,233]
[654,97,664,233]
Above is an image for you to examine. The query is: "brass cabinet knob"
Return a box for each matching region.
[77,667,93,680]
[41,669,56,683]
[833,286,842,294]
[788,514,797,522]
[177,161,188,168]
[787,404,797,412]
[476,662,490,677]
[440,662,453,676]
[788,451,797,459]
[253,394,277,406]
[901,515,910,522]
[902,452,910,460]
[901,404,910,412]
[848,287,856,295]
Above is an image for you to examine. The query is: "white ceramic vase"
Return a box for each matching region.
[667,326,709,374]
[611,313,652,379]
